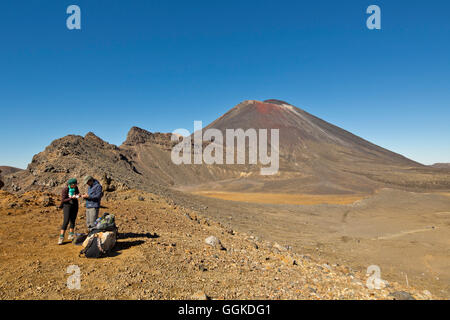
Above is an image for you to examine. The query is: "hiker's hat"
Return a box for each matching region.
[83,175,93,185]
[68,178,78,185]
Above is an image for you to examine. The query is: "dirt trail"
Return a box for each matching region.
[373,227,438,240]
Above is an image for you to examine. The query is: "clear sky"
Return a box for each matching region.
[0,0,449,169]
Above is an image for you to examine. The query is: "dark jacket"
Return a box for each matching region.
[60,186,80,209]
[85,179,103,208]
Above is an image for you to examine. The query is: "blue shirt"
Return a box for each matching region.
[86,180,103,208]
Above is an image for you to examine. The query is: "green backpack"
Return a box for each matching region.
[92,213,117,232]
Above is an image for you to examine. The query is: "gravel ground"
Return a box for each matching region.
[0,190,437,300]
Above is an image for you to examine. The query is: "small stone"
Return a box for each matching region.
[191,291,209,300]
[273,243,287,252]
[322,263,332,271]
[197,264,208,272]
[226,228,235,235]
[205,236,225,250]
[422,290,432,298]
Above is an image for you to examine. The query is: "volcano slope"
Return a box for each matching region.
[191,99,450,194]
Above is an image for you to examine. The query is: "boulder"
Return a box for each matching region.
[205,236,225,250]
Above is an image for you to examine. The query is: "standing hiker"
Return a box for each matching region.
[81,176,103,229]
[59,178,80,245]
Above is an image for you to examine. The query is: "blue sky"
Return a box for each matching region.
[0,0,449,168]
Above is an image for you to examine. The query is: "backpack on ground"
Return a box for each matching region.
[79,213,118,258]
[80,235,103,258]
[79,230,117,258]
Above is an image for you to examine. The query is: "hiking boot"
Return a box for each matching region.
[58,235,64,245]
[68,233,75,241]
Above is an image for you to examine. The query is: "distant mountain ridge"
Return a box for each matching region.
[0,166,23,190]
[431,163,450,169]
[0,166,23,175]
[3,99,450,194]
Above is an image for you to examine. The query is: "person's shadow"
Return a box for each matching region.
[106,232,159,257]
[118,232,159,240]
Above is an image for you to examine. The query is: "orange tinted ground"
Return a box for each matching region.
[193,191,367,205]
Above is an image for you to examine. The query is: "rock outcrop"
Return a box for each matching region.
[5,133,144,193]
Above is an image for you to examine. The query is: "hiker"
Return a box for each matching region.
[81,176,103,229]
[59,178,80,245]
